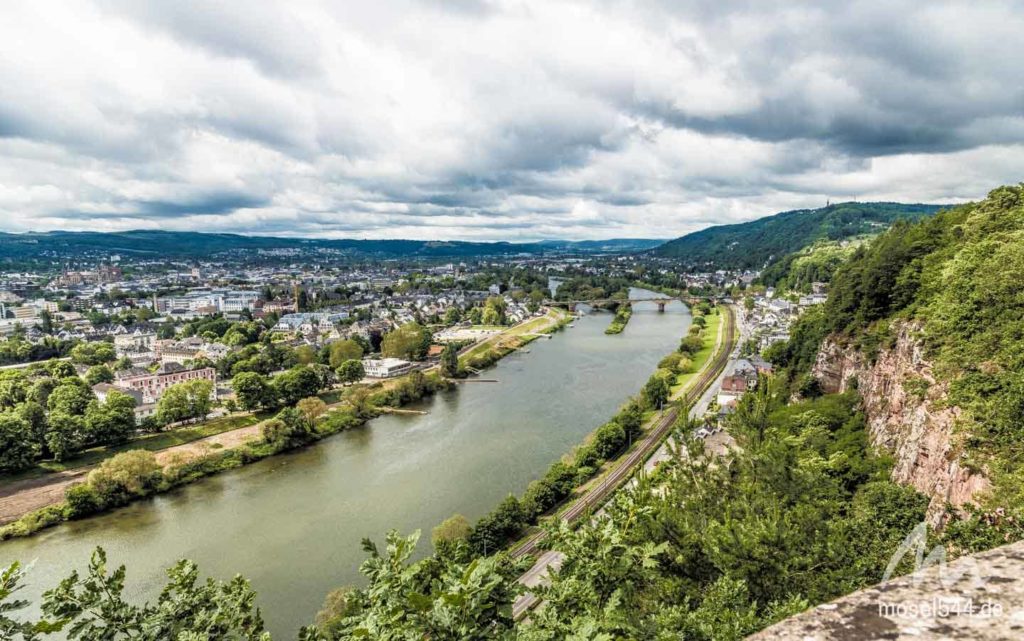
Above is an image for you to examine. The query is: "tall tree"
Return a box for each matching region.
[440,344,459,378]
[328,340,364,369]
[0,413,38,473]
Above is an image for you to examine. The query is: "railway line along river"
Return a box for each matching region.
[0,288,689,637]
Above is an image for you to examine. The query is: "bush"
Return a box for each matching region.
[522,479,559,518]
[86,450,163,507]
[467,495,526,555]
[592,421,627,459]
[679,334,704,355]
[432,513,471,548]
[65,483,102,519]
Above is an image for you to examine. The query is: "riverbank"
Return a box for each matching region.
[603,303,632,334]
[671,306,722,397]
[459,308,571,371]
[0,309,571,541]
[449,300,713,559]
[509,305,736,619]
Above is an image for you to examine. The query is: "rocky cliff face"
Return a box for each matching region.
[812,323,989,521]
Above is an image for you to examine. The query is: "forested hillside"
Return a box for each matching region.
[771,184,1024,515]
[757,239,863,291]
[653,202,942,270]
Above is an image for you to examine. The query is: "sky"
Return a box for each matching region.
[1,1,1023,241]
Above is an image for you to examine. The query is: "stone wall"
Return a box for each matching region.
[749,539,1024,640]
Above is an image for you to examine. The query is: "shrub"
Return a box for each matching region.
[432,513,471,548]
[86,450,163,507]
[65,483,102,519]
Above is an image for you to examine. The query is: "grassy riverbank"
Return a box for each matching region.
[1,412,271,483]
[459,308,571,371]
[603,303,632,334]
[671,306,723,396]
[450,303,730,557]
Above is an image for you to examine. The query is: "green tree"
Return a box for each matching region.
[439,344,459,378]
[679,334,704,355]
[84,364,114,385]
[70,342,116,366]
[232,372,275,411]
[297,397,328,429]
[46,412,85,461]
[381,323,431,361]
[38,309,54,335]
[641,374,670,409]
[443,306,462,325]
[336,360,365,386]
[0,413,38,473]
[273,366,321,406]
[84,390,136,446]
[295,344,317,365]
[47,360,77,379]
[0,371,29,410]
[47,381,95,416]
[431,514,471,548]
[328,340,364,369]
[156,379,213,425]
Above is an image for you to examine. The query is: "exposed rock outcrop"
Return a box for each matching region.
[812,323,989,520]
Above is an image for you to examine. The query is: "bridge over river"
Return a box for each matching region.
[547,295,716,312]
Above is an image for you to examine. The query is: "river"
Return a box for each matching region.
[0,289,689,637]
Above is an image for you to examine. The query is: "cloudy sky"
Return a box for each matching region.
[1,0,1023,241]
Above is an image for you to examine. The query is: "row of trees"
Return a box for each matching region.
[231,364,342,413]
[0,361,140,471]
[0,357,227,472]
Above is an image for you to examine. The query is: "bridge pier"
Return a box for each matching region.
[657,301,666,312]
[568,302,576,313]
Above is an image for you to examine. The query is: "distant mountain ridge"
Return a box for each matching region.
[0,230,663,261]
[653,202,947,270]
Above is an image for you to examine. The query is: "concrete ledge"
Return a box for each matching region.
[748,539,1024,640]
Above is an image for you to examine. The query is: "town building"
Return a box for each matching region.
[363,358,414,379]
[114,363,217,404]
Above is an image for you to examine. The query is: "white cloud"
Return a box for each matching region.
[0,0,1021,240]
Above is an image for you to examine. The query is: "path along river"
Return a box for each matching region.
[0,288,689,637]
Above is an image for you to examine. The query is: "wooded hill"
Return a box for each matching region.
[653,201,943,270]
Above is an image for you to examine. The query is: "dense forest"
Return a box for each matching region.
[757,239,862,291]
[653,202,943,270]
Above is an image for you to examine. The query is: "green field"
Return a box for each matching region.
[670,307,724,397]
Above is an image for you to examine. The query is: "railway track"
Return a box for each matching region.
[510,305,736,561]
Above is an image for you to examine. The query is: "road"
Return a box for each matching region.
[510,306,737,619]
